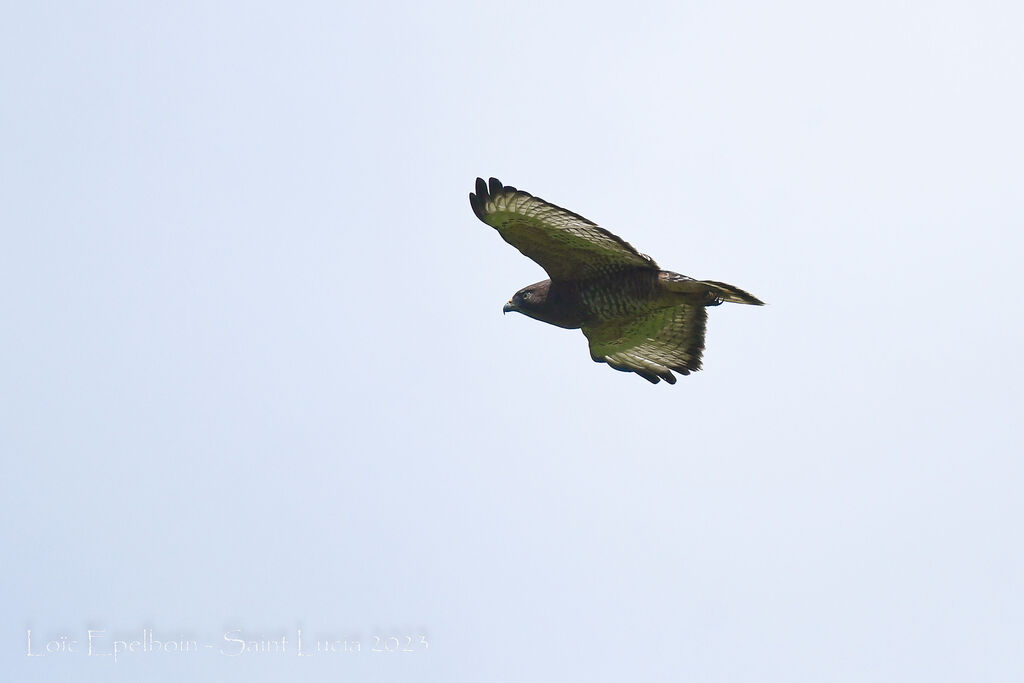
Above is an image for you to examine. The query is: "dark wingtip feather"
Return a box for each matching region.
[636,370,661,384]
[469,193,485,221]
[469,195,485,221]
[604,357,675,385]
[472,176,531,221]
[470,177,489,222]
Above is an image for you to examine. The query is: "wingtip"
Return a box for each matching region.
[470,177,491,221]
[472,176,522,222]
[469,192,486,221]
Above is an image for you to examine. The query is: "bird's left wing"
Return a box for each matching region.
[582,304,708,384]
[470,177,657,281]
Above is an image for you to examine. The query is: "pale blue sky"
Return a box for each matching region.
[3,1,1023,681]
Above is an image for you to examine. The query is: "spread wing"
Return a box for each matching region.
[470,177,657,281]
[582,304,708,384]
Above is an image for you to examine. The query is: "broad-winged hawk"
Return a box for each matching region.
[470,177,763,384]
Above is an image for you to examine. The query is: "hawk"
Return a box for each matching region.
[470,177,764,384]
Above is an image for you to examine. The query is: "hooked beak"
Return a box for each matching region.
[503,301,516,315]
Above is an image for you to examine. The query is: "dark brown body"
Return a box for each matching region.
[506,269,717,329]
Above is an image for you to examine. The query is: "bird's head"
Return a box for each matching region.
[503,280,551,319]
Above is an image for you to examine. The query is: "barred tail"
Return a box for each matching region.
[660,272,764,305]
[699,280,764,305]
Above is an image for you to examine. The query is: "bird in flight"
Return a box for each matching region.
[470,177,763,384]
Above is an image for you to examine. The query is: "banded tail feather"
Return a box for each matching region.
[699,280,765,306]
[660,273,765,306]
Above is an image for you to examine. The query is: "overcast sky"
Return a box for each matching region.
[3,1,1023,681]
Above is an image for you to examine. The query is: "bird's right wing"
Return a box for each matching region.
[470,177,657,281]
[582,304,708,384]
